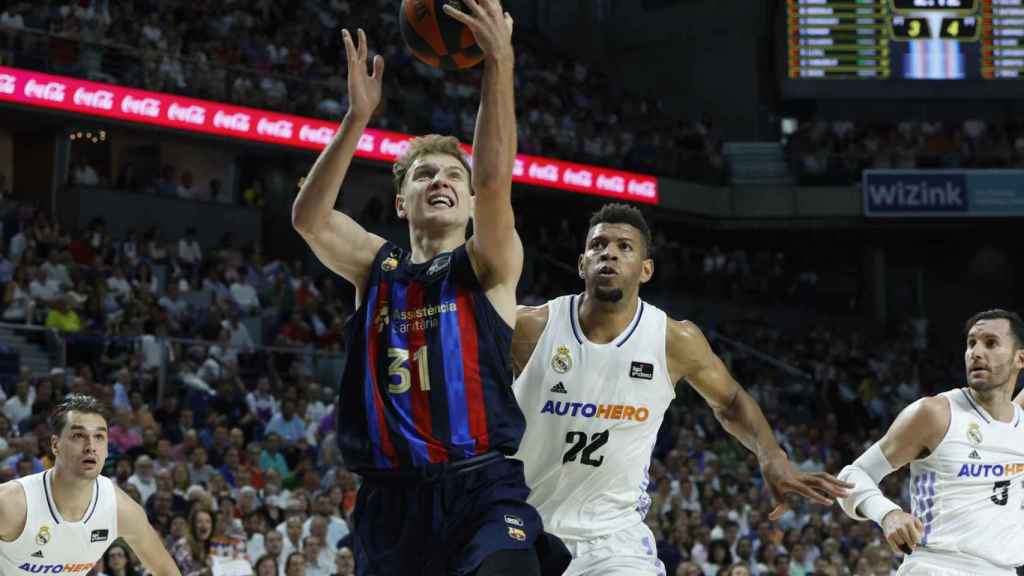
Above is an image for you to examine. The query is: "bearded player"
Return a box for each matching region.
[511,204,852,575]
[0,395,180,575]
[838,309,1024,575]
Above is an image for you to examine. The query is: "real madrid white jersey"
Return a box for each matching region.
[513,295,676,541]
[903,388,1024,573]
[0,470,119,576]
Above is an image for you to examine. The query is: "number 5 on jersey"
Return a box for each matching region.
[388,346,431,394]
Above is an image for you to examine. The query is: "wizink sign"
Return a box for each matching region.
[863,170,1024,218]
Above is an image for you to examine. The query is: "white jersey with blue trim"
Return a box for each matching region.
[903,388,1024,574]
[0,470,118,576]
[512,294,675,541]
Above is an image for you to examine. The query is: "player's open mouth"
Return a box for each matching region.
[970,367,988,376]
[82,457,97,465]
[597,266,617,277]
[427,193,455,208]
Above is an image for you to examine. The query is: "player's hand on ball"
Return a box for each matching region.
[880,510,924,556]
[761,453,853,521]
[442,0,514,61]
[341,28,385,121]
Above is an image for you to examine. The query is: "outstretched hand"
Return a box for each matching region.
[761,454,853,521]
[341,28,385,121]
[442,0,514,61]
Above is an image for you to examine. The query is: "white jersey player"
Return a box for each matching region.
[0,395,180,576]
[512,204,852,576]
[839,310,1024,575]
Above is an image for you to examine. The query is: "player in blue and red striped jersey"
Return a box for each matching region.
[291,3,568,576]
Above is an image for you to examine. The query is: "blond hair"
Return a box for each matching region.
[392,134,471,196]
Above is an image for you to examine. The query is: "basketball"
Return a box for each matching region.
[399,0,484,70]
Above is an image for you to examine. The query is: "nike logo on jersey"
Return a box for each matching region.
[969,450,982,460]
[550,382,568,394]
[540,400,651,422]
[630,361,654,380]
[957,462,1024,478]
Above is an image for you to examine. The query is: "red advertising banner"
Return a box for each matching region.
[0,67,659,204]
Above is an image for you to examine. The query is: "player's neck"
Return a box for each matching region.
[577,293,639,345]
[408,226,463,264]
[967,385,1015,422]
[49,465,97,522]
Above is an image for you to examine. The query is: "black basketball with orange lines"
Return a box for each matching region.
[400,0,484,70]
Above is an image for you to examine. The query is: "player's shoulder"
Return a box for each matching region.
[515,303,551,339]
[896,394,952,431]
[665,317,709,350]
[0,479,27,540]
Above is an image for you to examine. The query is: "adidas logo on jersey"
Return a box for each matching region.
[30,551,43,559]
[550,382,567,394]
[969,450,982,460]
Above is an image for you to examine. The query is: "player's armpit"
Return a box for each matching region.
[511,304,549,375]
[1014,387,1024,409]
[297,210,386,302]
[875,396,950,470]
[115,487,182,576]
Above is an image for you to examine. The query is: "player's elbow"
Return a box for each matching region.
[291,199,321,237]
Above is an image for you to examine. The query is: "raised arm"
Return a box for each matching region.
[444,1,524,309]
[837,396,949,555]
[116,486,181,576]
[291,29,386,304]
[666,319,851,519]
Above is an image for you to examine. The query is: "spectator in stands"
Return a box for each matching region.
[177,226,202,275]
[29,266,60,306]
[127,453,157,504]
[259,432,289,478]
[171,508,215,576]
[229,266,261,315]
[3,378,34,429]
[332,547,355,576]
[3,266,36,324]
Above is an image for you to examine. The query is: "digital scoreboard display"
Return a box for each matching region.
[780,0,1024,98]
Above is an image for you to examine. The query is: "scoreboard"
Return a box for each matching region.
[781,0,1024,98]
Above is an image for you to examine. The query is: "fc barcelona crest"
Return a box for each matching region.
[551,346,573,374]
[382,254,400,272]
[36,526,51,546]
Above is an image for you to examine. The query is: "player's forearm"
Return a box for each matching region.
[471,51,516,196]
[291,111,370,234]
[714,388,786,463]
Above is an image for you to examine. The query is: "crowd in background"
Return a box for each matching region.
[785,118,1024,185]
[0,0,725,183]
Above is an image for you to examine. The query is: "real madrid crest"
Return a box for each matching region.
[967,421,983,446]
[35,526,50,546]
[551,345,573,374]
[381,253,400,272]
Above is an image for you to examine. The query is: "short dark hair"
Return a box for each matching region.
[964,309,1024,348]
[587,203,653,257]
[50,394,109,436]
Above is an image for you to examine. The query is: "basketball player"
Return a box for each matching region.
[512,204,853,575]
[838,309,1024,575]
[292,3,567,576]
[0,394,180,575]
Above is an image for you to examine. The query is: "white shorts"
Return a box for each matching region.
[896,550,1015,576]
[561,522,666,576]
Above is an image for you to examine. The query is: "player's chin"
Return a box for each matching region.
[593,286,624,303]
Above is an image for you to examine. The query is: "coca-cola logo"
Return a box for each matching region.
[628,180,657,198]
[379,138,409,158]
[299,125,334,145]
[596,174,625,193]
[562,168,593,188]
[121,95,161,118]
[256,118,293,139]
[167,102,206,125]
[357,134,375,153]
[24,79,66,102]
[73,87,114,110]
[0,74,16,95]
[527,162,559,183]
[213,110,251,133]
